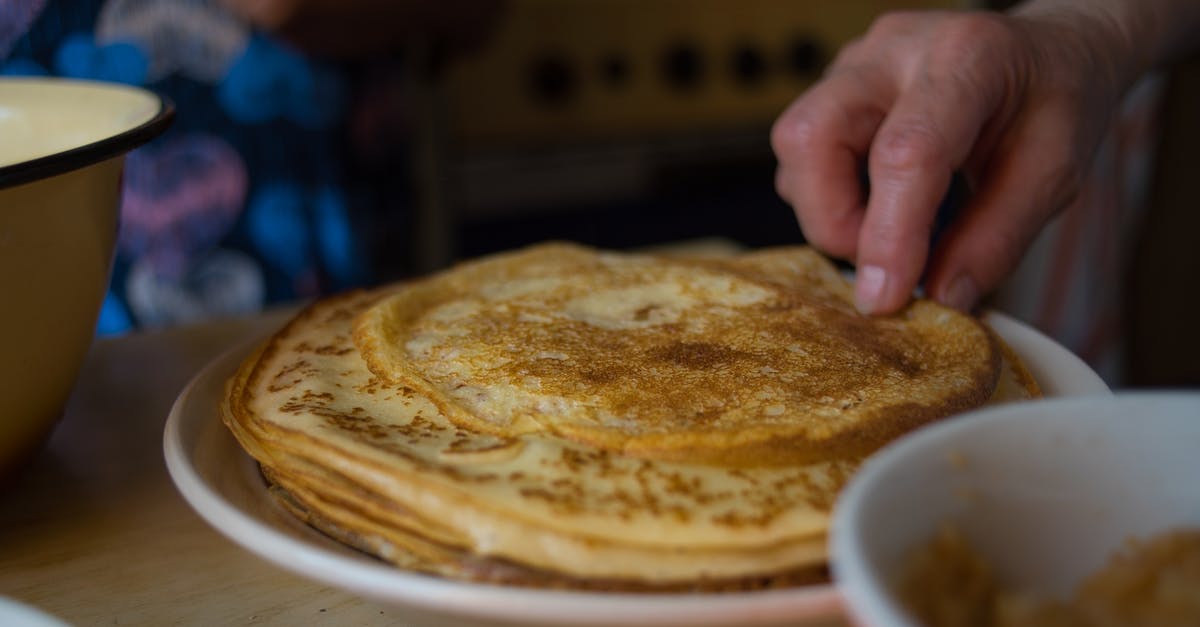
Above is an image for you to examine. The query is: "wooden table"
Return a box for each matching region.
[0,308,424,625]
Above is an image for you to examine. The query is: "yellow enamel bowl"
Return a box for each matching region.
[0,77,172,476]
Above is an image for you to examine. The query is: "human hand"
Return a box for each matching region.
[771,7,1139,315]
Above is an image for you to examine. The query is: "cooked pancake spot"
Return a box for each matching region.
[633,304,659,321]
[439,437,525,464]
[651,341,749,369]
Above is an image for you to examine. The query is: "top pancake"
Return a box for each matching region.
[355,243,1000,465]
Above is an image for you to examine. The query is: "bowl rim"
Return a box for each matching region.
[0,77,175,190]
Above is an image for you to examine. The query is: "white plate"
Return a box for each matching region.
[163,311,1108,626]
[0,597,70,627]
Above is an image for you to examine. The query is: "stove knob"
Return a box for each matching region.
[529,53,576,107]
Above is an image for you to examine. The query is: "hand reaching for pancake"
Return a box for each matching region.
[771,0,1200,315]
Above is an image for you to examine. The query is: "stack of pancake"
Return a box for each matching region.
[222,243,1038,590]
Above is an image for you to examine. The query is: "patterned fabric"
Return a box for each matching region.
[2,0,374,333]
[994,76,1163,386]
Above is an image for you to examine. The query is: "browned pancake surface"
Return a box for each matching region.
[355,243,1001,465]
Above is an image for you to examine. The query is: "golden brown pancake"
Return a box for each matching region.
[225,290,847,584]
[221,243,1039,588]
[355,243,1001,465]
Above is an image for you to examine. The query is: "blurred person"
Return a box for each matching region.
[0,0,498,333]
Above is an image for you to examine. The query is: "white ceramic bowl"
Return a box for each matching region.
[832,392,1200,627]
[0,77,172,475]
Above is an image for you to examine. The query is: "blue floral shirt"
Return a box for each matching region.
[2,0,372,333]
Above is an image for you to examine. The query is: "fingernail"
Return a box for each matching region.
[942,275,978,312]
[855,265,887,314]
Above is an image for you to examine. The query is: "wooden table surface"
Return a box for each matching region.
[0,308,425,626]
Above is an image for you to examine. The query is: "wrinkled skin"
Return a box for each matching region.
[771,6,1149,315]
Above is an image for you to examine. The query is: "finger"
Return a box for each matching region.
[771,68,891,260]
[924,113,1082,311]
[854,72,998,314]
